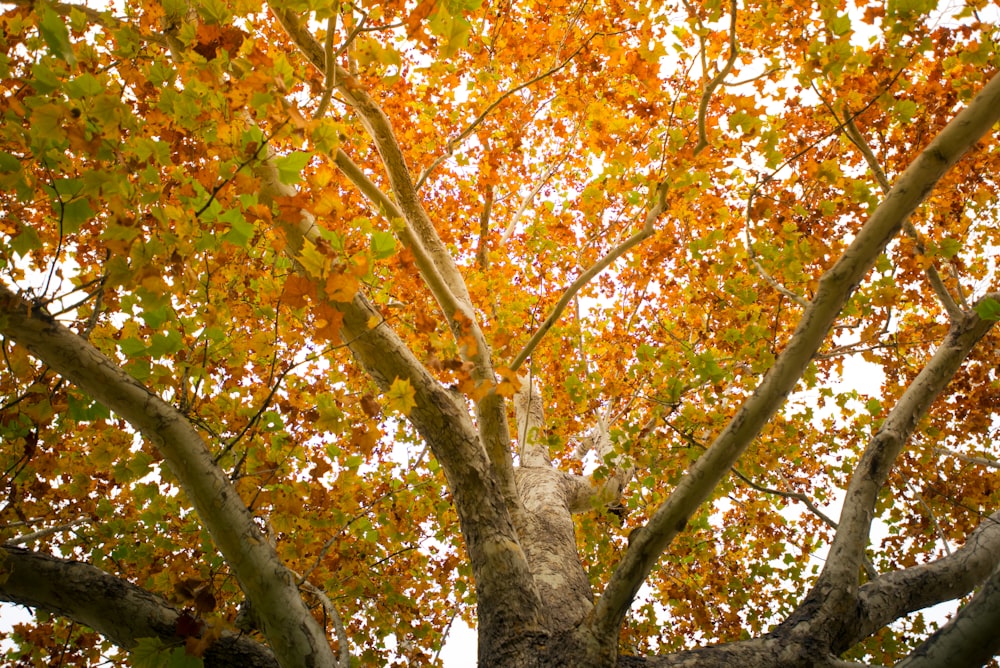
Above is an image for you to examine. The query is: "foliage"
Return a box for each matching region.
[0,0,998,665]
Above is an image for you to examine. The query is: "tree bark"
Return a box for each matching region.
[0,289,339,668]
[0,546,278,668]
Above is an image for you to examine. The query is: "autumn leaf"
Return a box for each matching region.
[38,3,76,65]
[386,377,417,416]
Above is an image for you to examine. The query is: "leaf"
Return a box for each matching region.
[65,73,104,98]
[974,297,1000,321]
[220,211,255,247]
[10,226,41,257]
[371,230,397,259]
[38,3,77,65]
[386,377,417,416]
[274,151,312,185]
[297,238,328,277]
[132,637,170,668]
[59,197,95,234]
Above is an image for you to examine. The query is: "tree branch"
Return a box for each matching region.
[271,8,521,522]
[499,120,583,246]
[415,36,601,191]
[692,0,739,157]
[0,287,340,668]
[0,546,279,668]
[590,71,1000,642]
[836,104,965,321]
[934,445,1000,470]
[510,181,668,373]
[795,296,997,629]
[332,292,547,654]
[895,560,1000,668]
[853,510,1000,643]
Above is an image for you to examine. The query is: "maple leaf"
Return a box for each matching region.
[386,377,417,416]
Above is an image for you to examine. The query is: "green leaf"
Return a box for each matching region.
[197,0,232,24]
[386,377,417,415]
[65,73,104,98]
[829,14,851,36]
[38,3,77,65]
[67,395,111,421]
[937,237,962,260]
[59,197,95,233]
[132,638,170,668]
[165,647,203,668]
[10,226,41,257]
[274,151,312,185]
[895,99,918,122]
[297,238,328,277]
[974,297,1000,321]
[0,152,20,172]
[220,209,255,247]
[146,330,183,357]
[370,230,396,259]
[119,337,148,357]
[30,61,62,94]
[428,4,472,57]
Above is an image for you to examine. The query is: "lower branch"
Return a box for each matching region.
[0,546,278,668]
[591,71,1000,643]
[812,299,997,617]
[896,560,1000,668]
[854,510,1000,643]
[0,286,339,668]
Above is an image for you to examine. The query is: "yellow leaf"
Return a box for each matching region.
[386,377,417,416]
[297,238,328,277]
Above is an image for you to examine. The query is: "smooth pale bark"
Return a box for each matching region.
[0,289,339,668]
[593,69,1000,643]
[8,509,1000,667]
[268,8,521,529]
[334,292,547,659]
[785,299,999,646]
[896,561,1000,668]
[255,140,547,655]
[0,546,278,668]
[855,510,1000,640]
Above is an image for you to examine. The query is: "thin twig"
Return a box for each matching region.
[414,32,609,190]
[510,181,668,372]
[4,518,90,546]
[934,446,1000,470]
[692,0,739,156]
[499,119,583,245]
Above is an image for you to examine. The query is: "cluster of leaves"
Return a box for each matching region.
[0,0,997,664]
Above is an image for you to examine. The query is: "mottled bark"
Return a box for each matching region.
[594,69,1000,643]
[0,288,339,668]
[0,546,278,668]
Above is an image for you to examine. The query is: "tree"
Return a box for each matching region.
[0,0,998,665]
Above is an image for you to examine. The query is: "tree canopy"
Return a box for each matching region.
[1,0,999,666]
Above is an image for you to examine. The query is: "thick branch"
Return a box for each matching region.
[514,372,550,466]
[591,71,1000,641]
[854,510,1000,642]
[895,560,1000,668]
[333,292,546,655]
[255,147,546,644]
[812,297,996,613]
[0,544,278,667]
[271,8,520,521]
[0,288,339,668]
